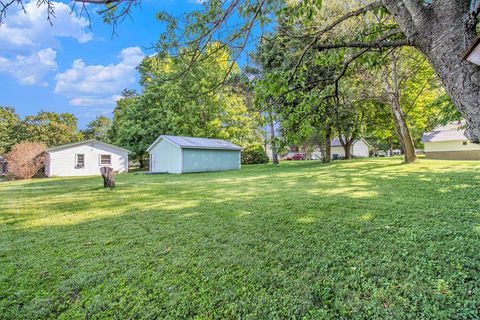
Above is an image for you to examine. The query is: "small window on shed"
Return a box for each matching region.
[99,154,111,166]
[76,154,85,168]
[463,141,468,145]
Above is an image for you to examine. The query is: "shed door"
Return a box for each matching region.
[149,153,154,172]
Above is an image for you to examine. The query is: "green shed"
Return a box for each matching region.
[147,135,242,174]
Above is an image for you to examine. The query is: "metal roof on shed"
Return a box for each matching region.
[147,135,242,152]
[422,121,468,143]
[421,129,467,143]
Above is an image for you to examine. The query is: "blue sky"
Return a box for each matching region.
[0,0,209,128]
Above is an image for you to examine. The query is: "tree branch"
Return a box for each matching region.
[313,39,411,51]
[288,0,384,81]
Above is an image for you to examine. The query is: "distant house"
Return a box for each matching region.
[331,138,371,159]
[422,122,480,160]
[388,149,402,156]
[45,140,129,177]
[147,135,242,174]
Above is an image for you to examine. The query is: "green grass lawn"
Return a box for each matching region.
[1,158,480,319]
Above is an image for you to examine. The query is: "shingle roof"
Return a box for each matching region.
[331,137,371,148]
[147,135,242,152]
[422,121,468,143]
[421,129,467,143]
[47,140,130,153]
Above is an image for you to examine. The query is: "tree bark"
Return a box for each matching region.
[139,157,145,169]
[100,167,115,188]
[385,51,416,164]
[383,0,480,142]
[269,112,279,165]
[338,135,354,160]
[340,137,354,159]
[344,142,352,159]
[324,125,332,163]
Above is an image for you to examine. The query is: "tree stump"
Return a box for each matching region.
[100,167,115,188]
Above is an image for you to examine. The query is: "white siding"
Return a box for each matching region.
[331,140,369,159]
[149,138,182,174]
[352,140,370,157]
[424,140,480,152]
[46,142,128,177]
[331,146,345,158]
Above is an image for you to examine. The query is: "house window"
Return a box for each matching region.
[100,154,111,166]
[76,154,85,168]
[463,141,468,145]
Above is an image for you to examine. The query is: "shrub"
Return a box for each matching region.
[5,142,46,179]
[241,145,269,165]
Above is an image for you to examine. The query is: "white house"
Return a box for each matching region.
[45,140,129,177]
[331,137,371,159]
[422,122,480,160]
[147,135,241,174]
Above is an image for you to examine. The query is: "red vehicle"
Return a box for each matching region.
[284,152,305,160]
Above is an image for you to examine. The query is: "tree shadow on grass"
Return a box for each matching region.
[1,159,480,319]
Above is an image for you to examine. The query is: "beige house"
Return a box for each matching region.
[422,122,480,160]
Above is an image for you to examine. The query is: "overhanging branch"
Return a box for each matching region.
[314,39,411,51]
[288,0,384,81]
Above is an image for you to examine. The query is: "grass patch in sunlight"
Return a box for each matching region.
[1,157,480,319]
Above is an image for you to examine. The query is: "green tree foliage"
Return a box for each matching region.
[1,108,84,153]
[0,107,20,154]
[19,111,82,147]
[241,145,269,165]
[81,116,112,142]
[252,15,457,159]
[110,46,262,165]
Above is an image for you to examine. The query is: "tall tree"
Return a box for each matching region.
[0,107,20,154]
[383,51,416,163]
[19,111,82,147]
[5,0,480,140]
[152,0,480,143]
[110,46,262,166]
[81,116,112,142]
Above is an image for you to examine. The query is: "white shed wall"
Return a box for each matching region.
[149,138,182,174]
[331,146,346,158]
[46,142,128,177]
[352,141,370,157]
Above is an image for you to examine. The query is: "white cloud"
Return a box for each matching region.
[70,95,122,107]
[0,48,58,86]
[54,47,144,107]
[0,1,93,53]
[0,1,93,85]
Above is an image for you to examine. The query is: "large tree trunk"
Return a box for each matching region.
[338,134,354,160]
[384,0,480,142]
[139,157,146,169]
[269,113,279,165]
[391,100,416,163]
[385,51,416,164]
[343,141,353,159]
[324,125,332,163]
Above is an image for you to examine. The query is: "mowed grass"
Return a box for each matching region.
[1,158,480,319]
